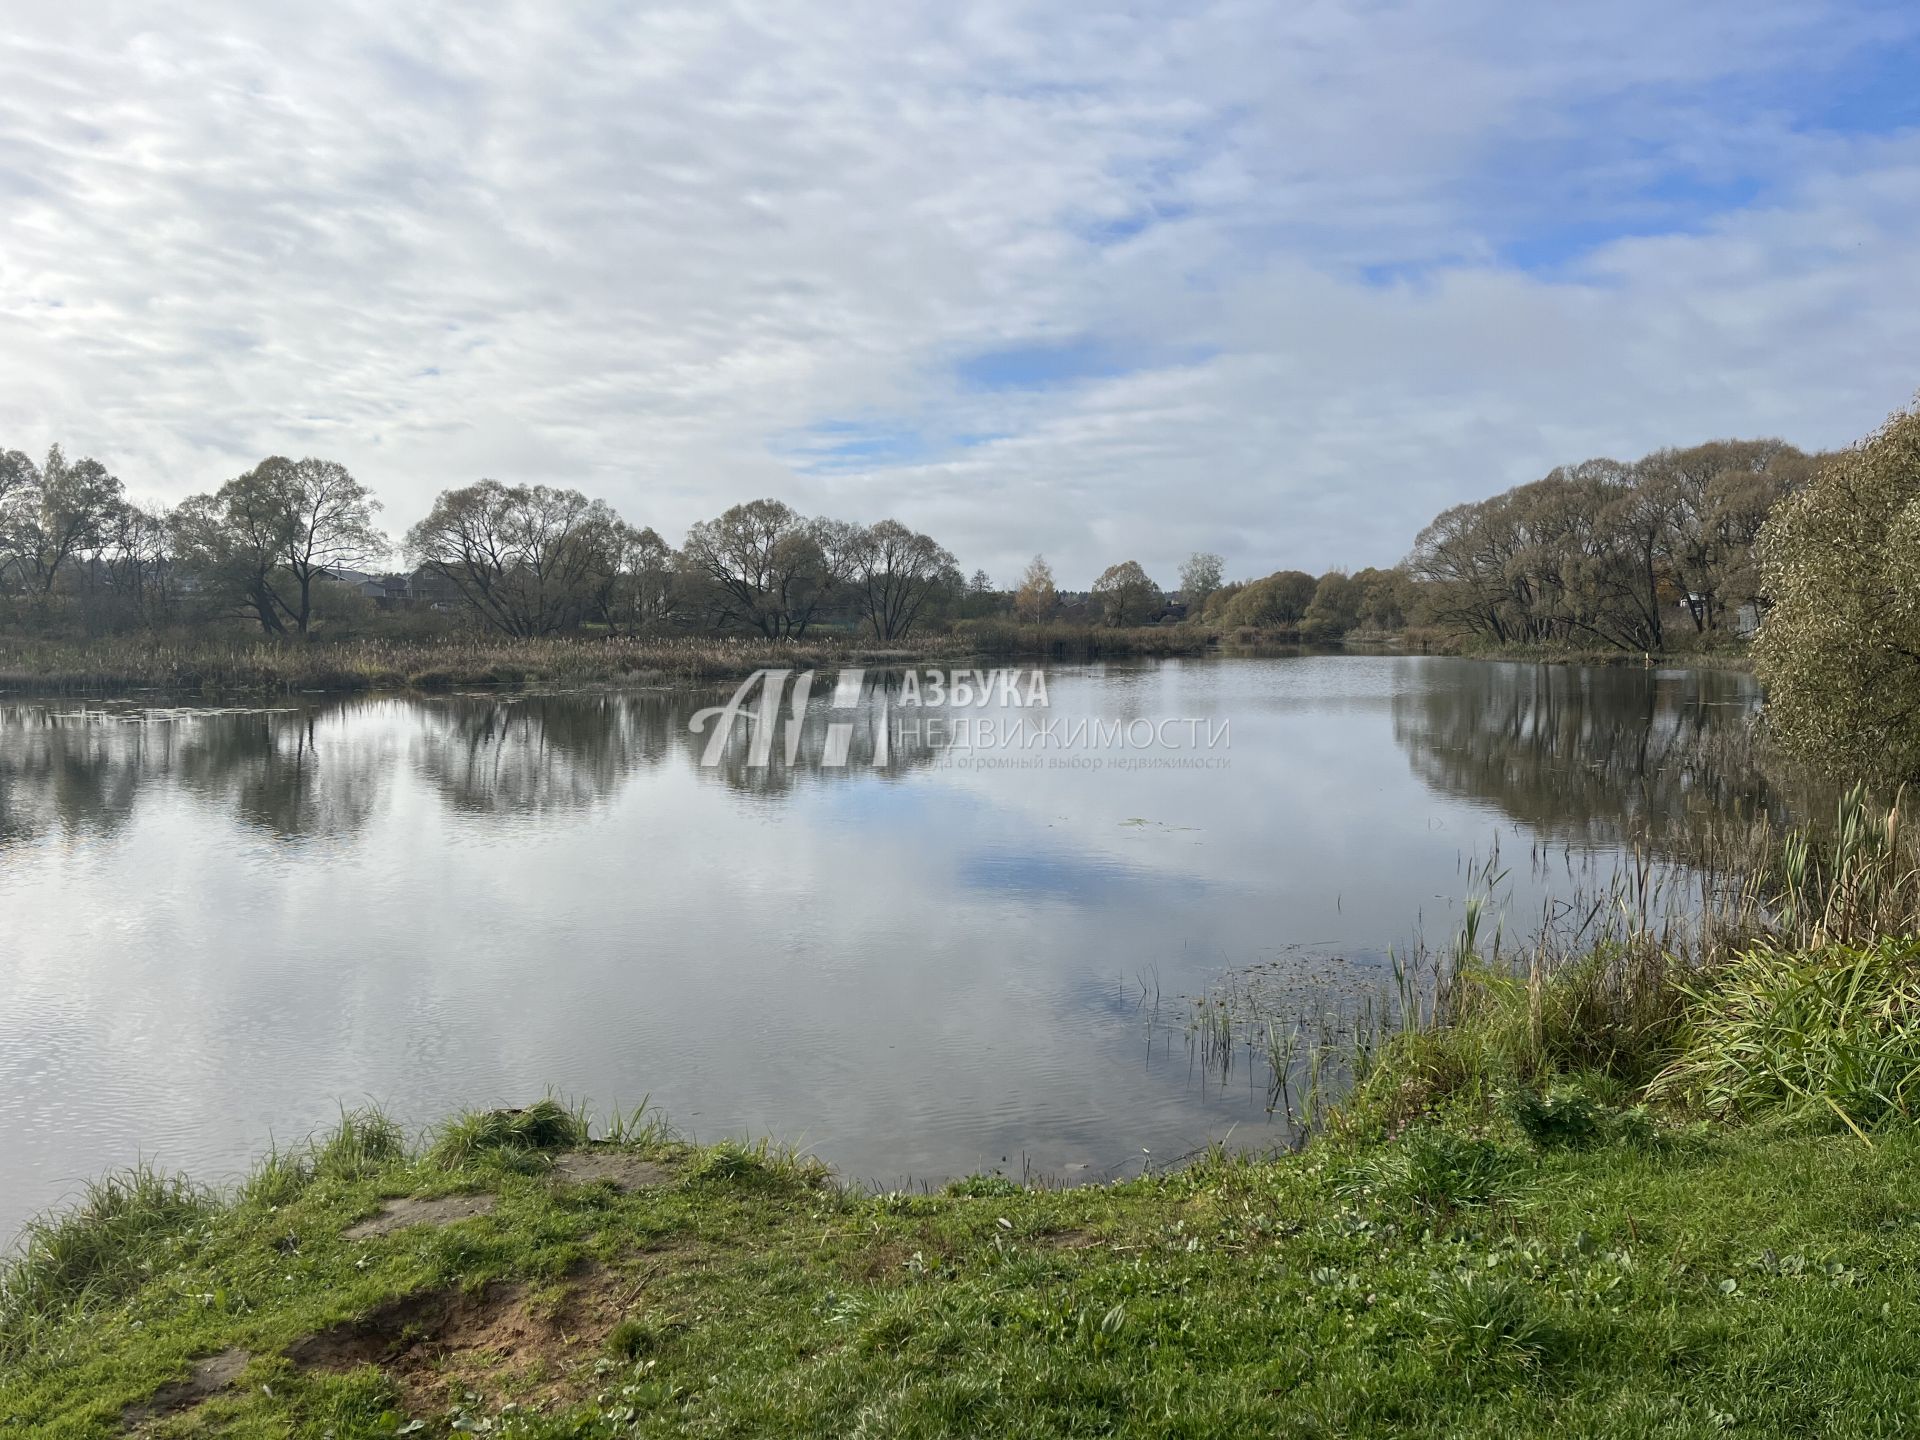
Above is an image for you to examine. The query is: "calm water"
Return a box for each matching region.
[0,655,1765,1240]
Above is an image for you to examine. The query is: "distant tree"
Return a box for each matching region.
[173,457,384,635]
[0,449,44,601]
[1301,571,1363,640]
[1408,439,1814,652]
[1178,551,1224,610]
[681,498,852,638]
[1222,569,1316,629]
[98,501,176,626]
[1755,401,1920,780]
[14,445,126,598]
[1013,554,1057,622]
[1092,560,1160,627]
[1351,566,1417,631]
[1200,580,1244,623]
[845,519,960,640]
[1641,440,1814,632]
[589,525,681,634]
[406,479,625,637]
[969,568,993,595]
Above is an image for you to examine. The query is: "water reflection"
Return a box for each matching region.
[1391,661,1771,848]
[0,684,959,843]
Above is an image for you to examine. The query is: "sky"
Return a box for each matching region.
[2,1,1918,587]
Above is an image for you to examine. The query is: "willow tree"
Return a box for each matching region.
[174,456,385,635]
[845,519,960,640]
[1091,560,1160,626]
[407,480,627,637]
[1755,402,1920,781]
[680,499,853,638]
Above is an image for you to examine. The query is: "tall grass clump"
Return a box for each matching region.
[429,1098,588,1169]
[1344,785,1920,1133]
[242,1105,410,1206]
[1652,937,1920,1132]
[0,1166,217,1354]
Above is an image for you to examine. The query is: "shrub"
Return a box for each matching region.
[1755,398,1920,781]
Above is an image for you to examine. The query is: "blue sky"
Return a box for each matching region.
[3,1,1918,584]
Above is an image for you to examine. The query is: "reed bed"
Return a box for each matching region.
[0,625,1213,696]
[1185,785,1920,1138]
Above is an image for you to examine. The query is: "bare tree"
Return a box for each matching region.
[1178,551,1223,609]
[681,499,853,638]
[406,480,625,637]
[845,519,960,640]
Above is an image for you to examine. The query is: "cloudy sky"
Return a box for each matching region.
[3,2,1917,585]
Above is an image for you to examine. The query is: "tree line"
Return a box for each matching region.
[0,428,1845,654]
[0,448,994,642]
[1407,439,1820,652]
[0,446,1271,643]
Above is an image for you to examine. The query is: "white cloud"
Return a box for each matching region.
[2,0,1917,588]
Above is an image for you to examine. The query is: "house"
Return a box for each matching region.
[322,568,414,609]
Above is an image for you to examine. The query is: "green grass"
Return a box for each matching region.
[7,1091,1920,1438]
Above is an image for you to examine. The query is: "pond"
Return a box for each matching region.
[0,655,1767,1241]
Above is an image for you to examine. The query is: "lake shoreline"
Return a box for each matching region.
[0,630,1753,698]
[4,1072,1909,1434]
[0,627,1214,698]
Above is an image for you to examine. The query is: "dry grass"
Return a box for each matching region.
[0,625,1213,696]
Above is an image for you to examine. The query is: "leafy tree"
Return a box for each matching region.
[1014,555,1057,622]
[1091,560,1160,626]
[1352,566,1418,631]
[1410,439,1815,652]
[1200,580,1244,623]
[406,480,626,637]
[1223,569,1316,629]
[1178,551,1224,609]
[1301,571,1363,640]
[0,449,44,598]
[845,519,960,640]
[1755,402,1920,780]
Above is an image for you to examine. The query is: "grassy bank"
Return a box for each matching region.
[0,626,1212,698]
[6,1092,1920,1437]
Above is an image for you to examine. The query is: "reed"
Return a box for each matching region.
[1185,784,1920,1138]
[0,624,1215,696]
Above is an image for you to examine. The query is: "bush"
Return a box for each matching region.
[1756,399,1920,781]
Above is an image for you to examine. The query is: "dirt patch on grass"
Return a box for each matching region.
[344,1192,495,1239]
[121,1348,249,1429]
[289,1273,632,1412]
[551,1150,675,1191]
[1040,1229,1104,1250]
